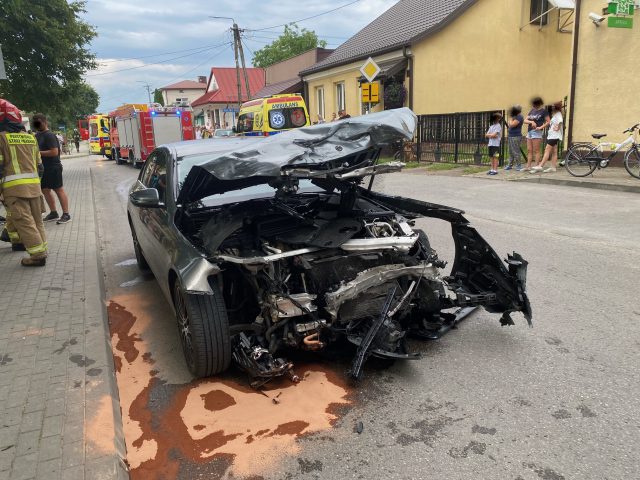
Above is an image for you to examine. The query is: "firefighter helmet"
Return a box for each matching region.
[0,98,23,132]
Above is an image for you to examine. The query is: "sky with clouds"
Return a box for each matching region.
[81,0,397,112]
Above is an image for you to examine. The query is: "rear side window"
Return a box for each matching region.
[237,113,255,133]
[90,123,98,137]
[269,107,307,130]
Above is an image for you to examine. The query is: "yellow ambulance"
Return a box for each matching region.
[235,94,310,137]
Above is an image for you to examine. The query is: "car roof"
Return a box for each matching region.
[165,137,264,159]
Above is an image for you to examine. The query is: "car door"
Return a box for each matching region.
[135,149,178,298]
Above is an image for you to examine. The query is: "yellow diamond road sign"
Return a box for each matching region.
[360,57,381,83]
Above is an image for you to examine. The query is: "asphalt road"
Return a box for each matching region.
[91,156,640,480]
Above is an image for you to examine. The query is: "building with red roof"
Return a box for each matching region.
[159,76,207,106]
[191,67,265,128]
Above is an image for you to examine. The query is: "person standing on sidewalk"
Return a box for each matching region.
[0,99,48,266]
[485,112,503,176]
[523,97,550,171]
[72,128,81,153]
[531,101,564,173]
[505,105,524,171]
[33,113,71,224]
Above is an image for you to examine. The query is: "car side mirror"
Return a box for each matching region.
[130,188,163,208]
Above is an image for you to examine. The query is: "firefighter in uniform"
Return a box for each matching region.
[0,99,48,266]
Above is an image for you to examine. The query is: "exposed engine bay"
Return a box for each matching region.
[177,152,532,387]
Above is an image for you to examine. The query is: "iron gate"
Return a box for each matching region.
[414,110,506,166]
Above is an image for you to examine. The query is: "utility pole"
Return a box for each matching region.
[210,17,251,118]
[137,81,152,103]
[232,27,242,112]
[233,24,252,102]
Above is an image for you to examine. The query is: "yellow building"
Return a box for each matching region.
[569,0,640,143]
[301,0,574,121]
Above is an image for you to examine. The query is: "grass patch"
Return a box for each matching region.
[462,165,488,175]
[424,163,462,171]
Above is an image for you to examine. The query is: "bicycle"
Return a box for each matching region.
[564,123,640,179]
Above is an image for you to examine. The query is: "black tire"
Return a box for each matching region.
[129,222,150,271]
[128,150,135,166]
[624,147,640,179]
[173,278,232,378]
[114,148,125,165]
[565,144,598,177]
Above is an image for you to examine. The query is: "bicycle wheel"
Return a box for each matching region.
[623,147,640,179]
[565,144,598,177]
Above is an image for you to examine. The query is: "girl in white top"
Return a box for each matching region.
[531,102,563,173]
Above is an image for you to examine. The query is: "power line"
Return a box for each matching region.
[97,40,228,64]
[86,42,231,76]
[153,43,232,90]
[246,0,362,31]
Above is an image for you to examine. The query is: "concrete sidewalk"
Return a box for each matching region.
[466,165,640,193]
[0,157,127,480]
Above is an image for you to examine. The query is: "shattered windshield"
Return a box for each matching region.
[178,154,323,207]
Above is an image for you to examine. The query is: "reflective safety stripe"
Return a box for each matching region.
[2,177,41,189]
[7,230,20,241]
[9,145,20,176]
[26,242,47,255]
[3,172,39,182]
[32,146,39,171]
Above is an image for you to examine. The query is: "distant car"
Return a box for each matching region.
[127,109,531,385]
[213,129,233,138]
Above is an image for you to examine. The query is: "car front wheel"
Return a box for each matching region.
[129,222,150,271]
[173,278,232,378]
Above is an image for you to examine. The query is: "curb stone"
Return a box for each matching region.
[89,168,129,480]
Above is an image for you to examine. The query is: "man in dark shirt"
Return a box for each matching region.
[33,113,71,224]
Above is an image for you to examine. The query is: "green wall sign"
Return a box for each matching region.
[608,16,634,28]
[608,0,635,15]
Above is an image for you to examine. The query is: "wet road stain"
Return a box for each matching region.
[448,440,486,458]
[523,462,566,480]
[551,409,572,420]
[471,425,497,435]
[106,294,352,480]
[69,354,96,367]
[576,404,597,418]
[53,337,77,354]
[202,390,236,411]
[0,353,13,365]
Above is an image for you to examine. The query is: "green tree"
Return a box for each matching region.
[0,0,97,114]
[153,88,164,106]
[252,24,327,68]
[49,80,99,128]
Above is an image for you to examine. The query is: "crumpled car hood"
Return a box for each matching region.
[176,108,417,204]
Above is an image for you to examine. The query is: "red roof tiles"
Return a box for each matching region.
[160,80,207,90]
[191,67,265,107]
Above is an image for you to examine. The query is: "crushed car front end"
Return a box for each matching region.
[173,108,531,384]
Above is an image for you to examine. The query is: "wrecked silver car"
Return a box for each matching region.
[127,108,531,385]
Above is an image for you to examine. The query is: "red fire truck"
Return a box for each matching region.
[78,118,89,141]
[109,103,195,167]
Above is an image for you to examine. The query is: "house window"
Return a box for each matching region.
[315,87,325,121]
[530,0,549,25]
[179,89,184,93]
[335,82,346,113]
[175,97,189,104]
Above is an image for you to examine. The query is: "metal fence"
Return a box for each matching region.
[412,110,506,166]
[406,98,568,166]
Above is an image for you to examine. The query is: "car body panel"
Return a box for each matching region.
[126,108,532,383]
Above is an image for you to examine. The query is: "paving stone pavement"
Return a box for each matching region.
[0,157,127,480]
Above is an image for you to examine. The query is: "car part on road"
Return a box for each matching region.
[127,108,533,385]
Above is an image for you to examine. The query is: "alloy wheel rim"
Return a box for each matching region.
[175,287,194,369]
